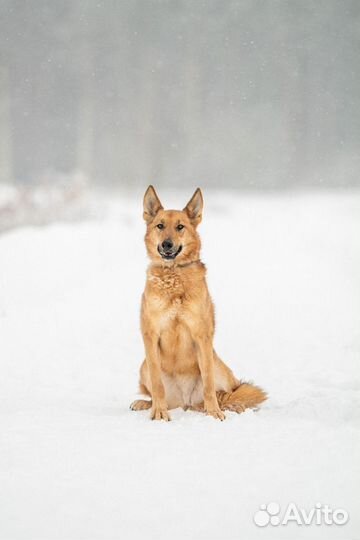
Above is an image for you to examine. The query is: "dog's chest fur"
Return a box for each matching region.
[144,264,207,376]
[148,267,185,300]
[148,263,204,297]
[145,263,206,328]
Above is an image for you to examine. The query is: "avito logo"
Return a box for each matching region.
[253,502,349,527]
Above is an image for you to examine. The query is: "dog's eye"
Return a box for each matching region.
[176,224,184,231]
[156,223,164,230]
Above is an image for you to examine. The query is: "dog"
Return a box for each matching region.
[130,186,267,421]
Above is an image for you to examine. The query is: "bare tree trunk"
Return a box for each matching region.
[77,86,94,180]
[183,55,202,183]
[182,19,202,185]
[0,64,13,183]
[73,0,96,182]
[136,50,162,184]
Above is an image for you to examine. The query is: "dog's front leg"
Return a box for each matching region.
[195,334,225,421]
[142,332,170,421]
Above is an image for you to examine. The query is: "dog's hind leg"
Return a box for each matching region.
[130,399,152,411]
[188,385,267,415]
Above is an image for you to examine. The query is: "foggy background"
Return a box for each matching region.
[1,0,359,191]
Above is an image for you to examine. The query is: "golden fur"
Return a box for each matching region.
[130,186,267,421]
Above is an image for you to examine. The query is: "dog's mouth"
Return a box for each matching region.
[157,245,183,260]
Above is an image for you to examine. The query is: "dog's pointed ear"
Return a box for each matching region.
[143,185,163,223]
[184,188,203,226]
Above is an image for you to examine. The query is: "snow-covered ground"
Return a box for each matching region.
[1,189,359,540]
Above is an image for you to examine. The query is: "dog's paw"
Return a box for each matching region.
[150,406,171,421]
[223,402,245,414]
[205,407,226,421]
[130,399,152,411]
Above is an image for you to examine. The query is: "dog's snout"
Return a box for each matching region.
[162,239,173,251]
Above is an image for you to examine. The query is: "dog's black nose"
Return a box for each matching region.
[162,239,173,251]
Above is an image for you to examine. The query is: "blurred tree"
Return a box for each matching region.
[0,63,13,183]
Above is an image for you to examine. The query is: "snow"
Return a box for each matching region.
[1,190,359,540]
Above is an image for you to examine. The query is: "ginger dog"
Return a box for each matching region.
[130,186,267,421]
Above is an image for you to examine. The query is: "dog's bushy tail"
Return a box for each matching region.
[217,382,267,413]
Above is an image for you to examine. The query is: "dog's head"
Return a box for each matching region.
[143,185,203,265]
